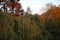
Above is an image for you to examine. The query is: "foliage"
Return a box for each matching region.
[0,3,60,40]
[0,11,40,40]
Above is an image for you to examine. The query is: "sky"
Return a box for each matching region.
[20,0,60,15]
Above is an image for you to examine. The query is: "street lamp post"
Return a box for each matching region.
[20,9,24,40]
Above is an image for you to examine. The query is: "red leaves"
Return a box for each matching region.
[15,2,22,14]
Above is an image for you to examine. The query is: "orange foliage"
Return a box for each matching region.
[40,5,60,24]
[39,15,46,24]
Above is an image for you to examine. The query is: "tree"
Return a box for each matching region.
[0,0,21,13]
[26,7,32,15]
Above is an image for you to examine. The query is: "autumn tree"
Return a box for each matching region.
[40,3,60,40]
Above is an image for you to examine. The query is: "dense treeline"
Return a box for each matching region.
[0,3,60,40]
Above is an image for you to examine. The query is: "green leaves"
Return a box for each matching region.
[0,5,60,40]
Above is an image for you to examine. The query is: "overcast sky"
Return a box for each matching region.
[20,0,60,14]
